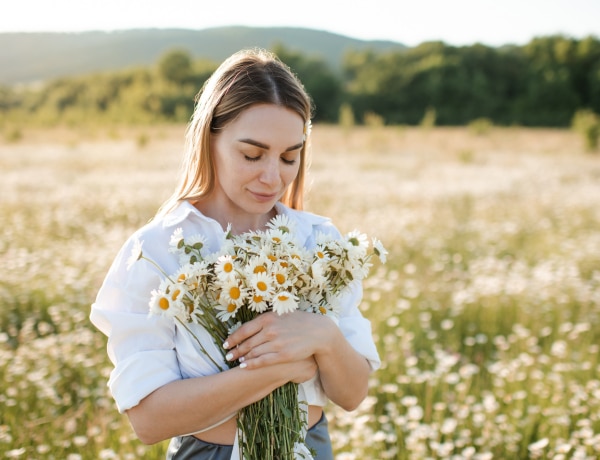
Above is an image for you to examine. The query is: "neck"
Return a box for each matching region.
[191,199,277,235]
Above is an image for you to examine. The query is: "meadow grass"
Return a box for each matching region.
[1,125,599,459]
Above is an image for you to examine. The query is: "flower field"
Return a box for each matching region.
[1,125,599,459]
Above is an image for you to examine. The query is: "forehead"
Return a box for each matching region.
[226,104,304,137]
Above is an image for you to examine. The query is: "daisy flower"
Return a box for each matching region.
[168,228,184,252]
[219,278,246,307]
[149,282,186,320]
[315,230,337,246]
[126,238,144,271]
[372,237,388,263]
[250,272,275,299]
[215,301,240,321]
[185,234,208,252]
[249,293,269,313]
[247,255,270,276]
[266,228,294,246]
[308,259,327,288]
[266,214,296,234]
[215,254,237,281]
[272,291,298,315]
[272,267,292,290]
[344,230,369,259]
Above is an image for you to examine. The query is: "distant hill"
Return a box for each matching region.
[0,26,406,85]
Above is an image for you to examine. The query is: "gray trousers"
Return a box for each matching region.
[166,412,333,459]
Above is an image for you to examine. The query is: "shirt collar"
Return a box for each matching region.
[162,200,331,242]
[274,202,331,244]
[162,200,209,228]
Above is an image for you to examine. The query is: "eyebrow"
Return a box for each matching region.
[238,138,304,152]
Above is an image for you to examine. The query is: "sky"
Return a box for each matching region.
[1,0,599,47]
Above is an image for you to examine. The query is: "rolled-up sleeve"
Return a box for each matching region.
[90,238,182,413]
[337,282,381,372]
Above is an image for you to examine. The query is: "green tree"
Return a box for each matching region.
[273,44,343,122]
[517,35,581,126]
[158,49,193,85]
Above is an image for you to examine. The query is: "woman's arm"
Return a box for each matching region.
[223,311,371,411]
[310,316,372,410]
[126,357,317,444]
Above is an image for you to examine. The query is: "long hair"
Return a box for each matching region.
[156,48,313,217]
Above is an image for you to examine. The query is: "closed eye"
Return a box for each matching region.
[244,154,298,165]
[281,157,297,165]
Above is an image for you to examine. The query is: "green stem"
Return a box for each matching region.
[175,317,226,372]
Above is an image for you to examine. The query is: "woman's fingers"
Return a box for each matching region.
[223,311,318,366]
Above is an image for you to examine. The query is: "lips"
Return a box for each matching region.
[249,190,278,203]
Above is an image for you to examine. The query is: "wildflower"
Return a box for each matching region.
[126,238,144,270]
[149,281,186,319]
[345,230,369,258]
[168,227,184,251]
[372,237,388,263]
[247,256,270,276]
[272,291,298,315]
[249,272,274,312]
[219,278,246,307]
[266,213,296,234]
[216,301,240,321]
[528,438,549,452]
[266,228,294,246]
[215,255,237,281]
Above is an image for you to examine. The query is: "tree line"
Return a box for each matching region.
[1,34,599,128]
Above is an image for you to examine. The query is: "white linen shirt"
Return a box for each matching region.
[90,200,381,414]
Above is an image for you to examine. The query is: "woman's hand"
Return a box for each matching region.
[224,310,371,410]
[223,311,330,371]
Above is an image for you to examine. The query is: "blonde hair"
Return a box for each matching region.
[156,48,313,217]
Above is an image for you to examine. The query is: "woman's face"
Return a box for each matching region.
[210,103,304,225]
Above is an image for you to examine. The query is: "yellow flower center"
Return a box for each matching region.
[267,255,277,262]
[316,251,324,259]
[276,273,286,284]
[177,274,186,282]
[319,306,327,315]
[171,289,181,301]
[224,262,233,273]
[227,303,236,313]
[272,237,281,243]
[254,265,267,274]
[159,297,170,310]
[257,281,268,292]
[229,286,241,300]
[280,261,289,268]
[253,295,264,303]
[277,294,289,301]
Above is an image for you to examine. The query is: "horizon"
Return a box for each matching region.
[1,0,599,48]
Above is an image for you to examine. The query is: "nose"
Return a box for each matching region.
[259,158,281,187]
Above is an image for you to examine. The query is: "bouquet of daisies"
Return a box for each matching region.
[130,214,386,460]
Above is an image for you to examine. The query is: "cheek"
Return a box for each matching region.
[284,163,301,184]
[214,153,248,183]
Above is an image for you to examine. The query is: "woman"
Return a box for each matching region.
[90,48,381,459]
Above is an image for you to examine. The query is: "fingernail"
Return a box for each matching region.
[225,352,234,361]
[240,362,247,369]
[239,356,245,363]
[223,341,230,349]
